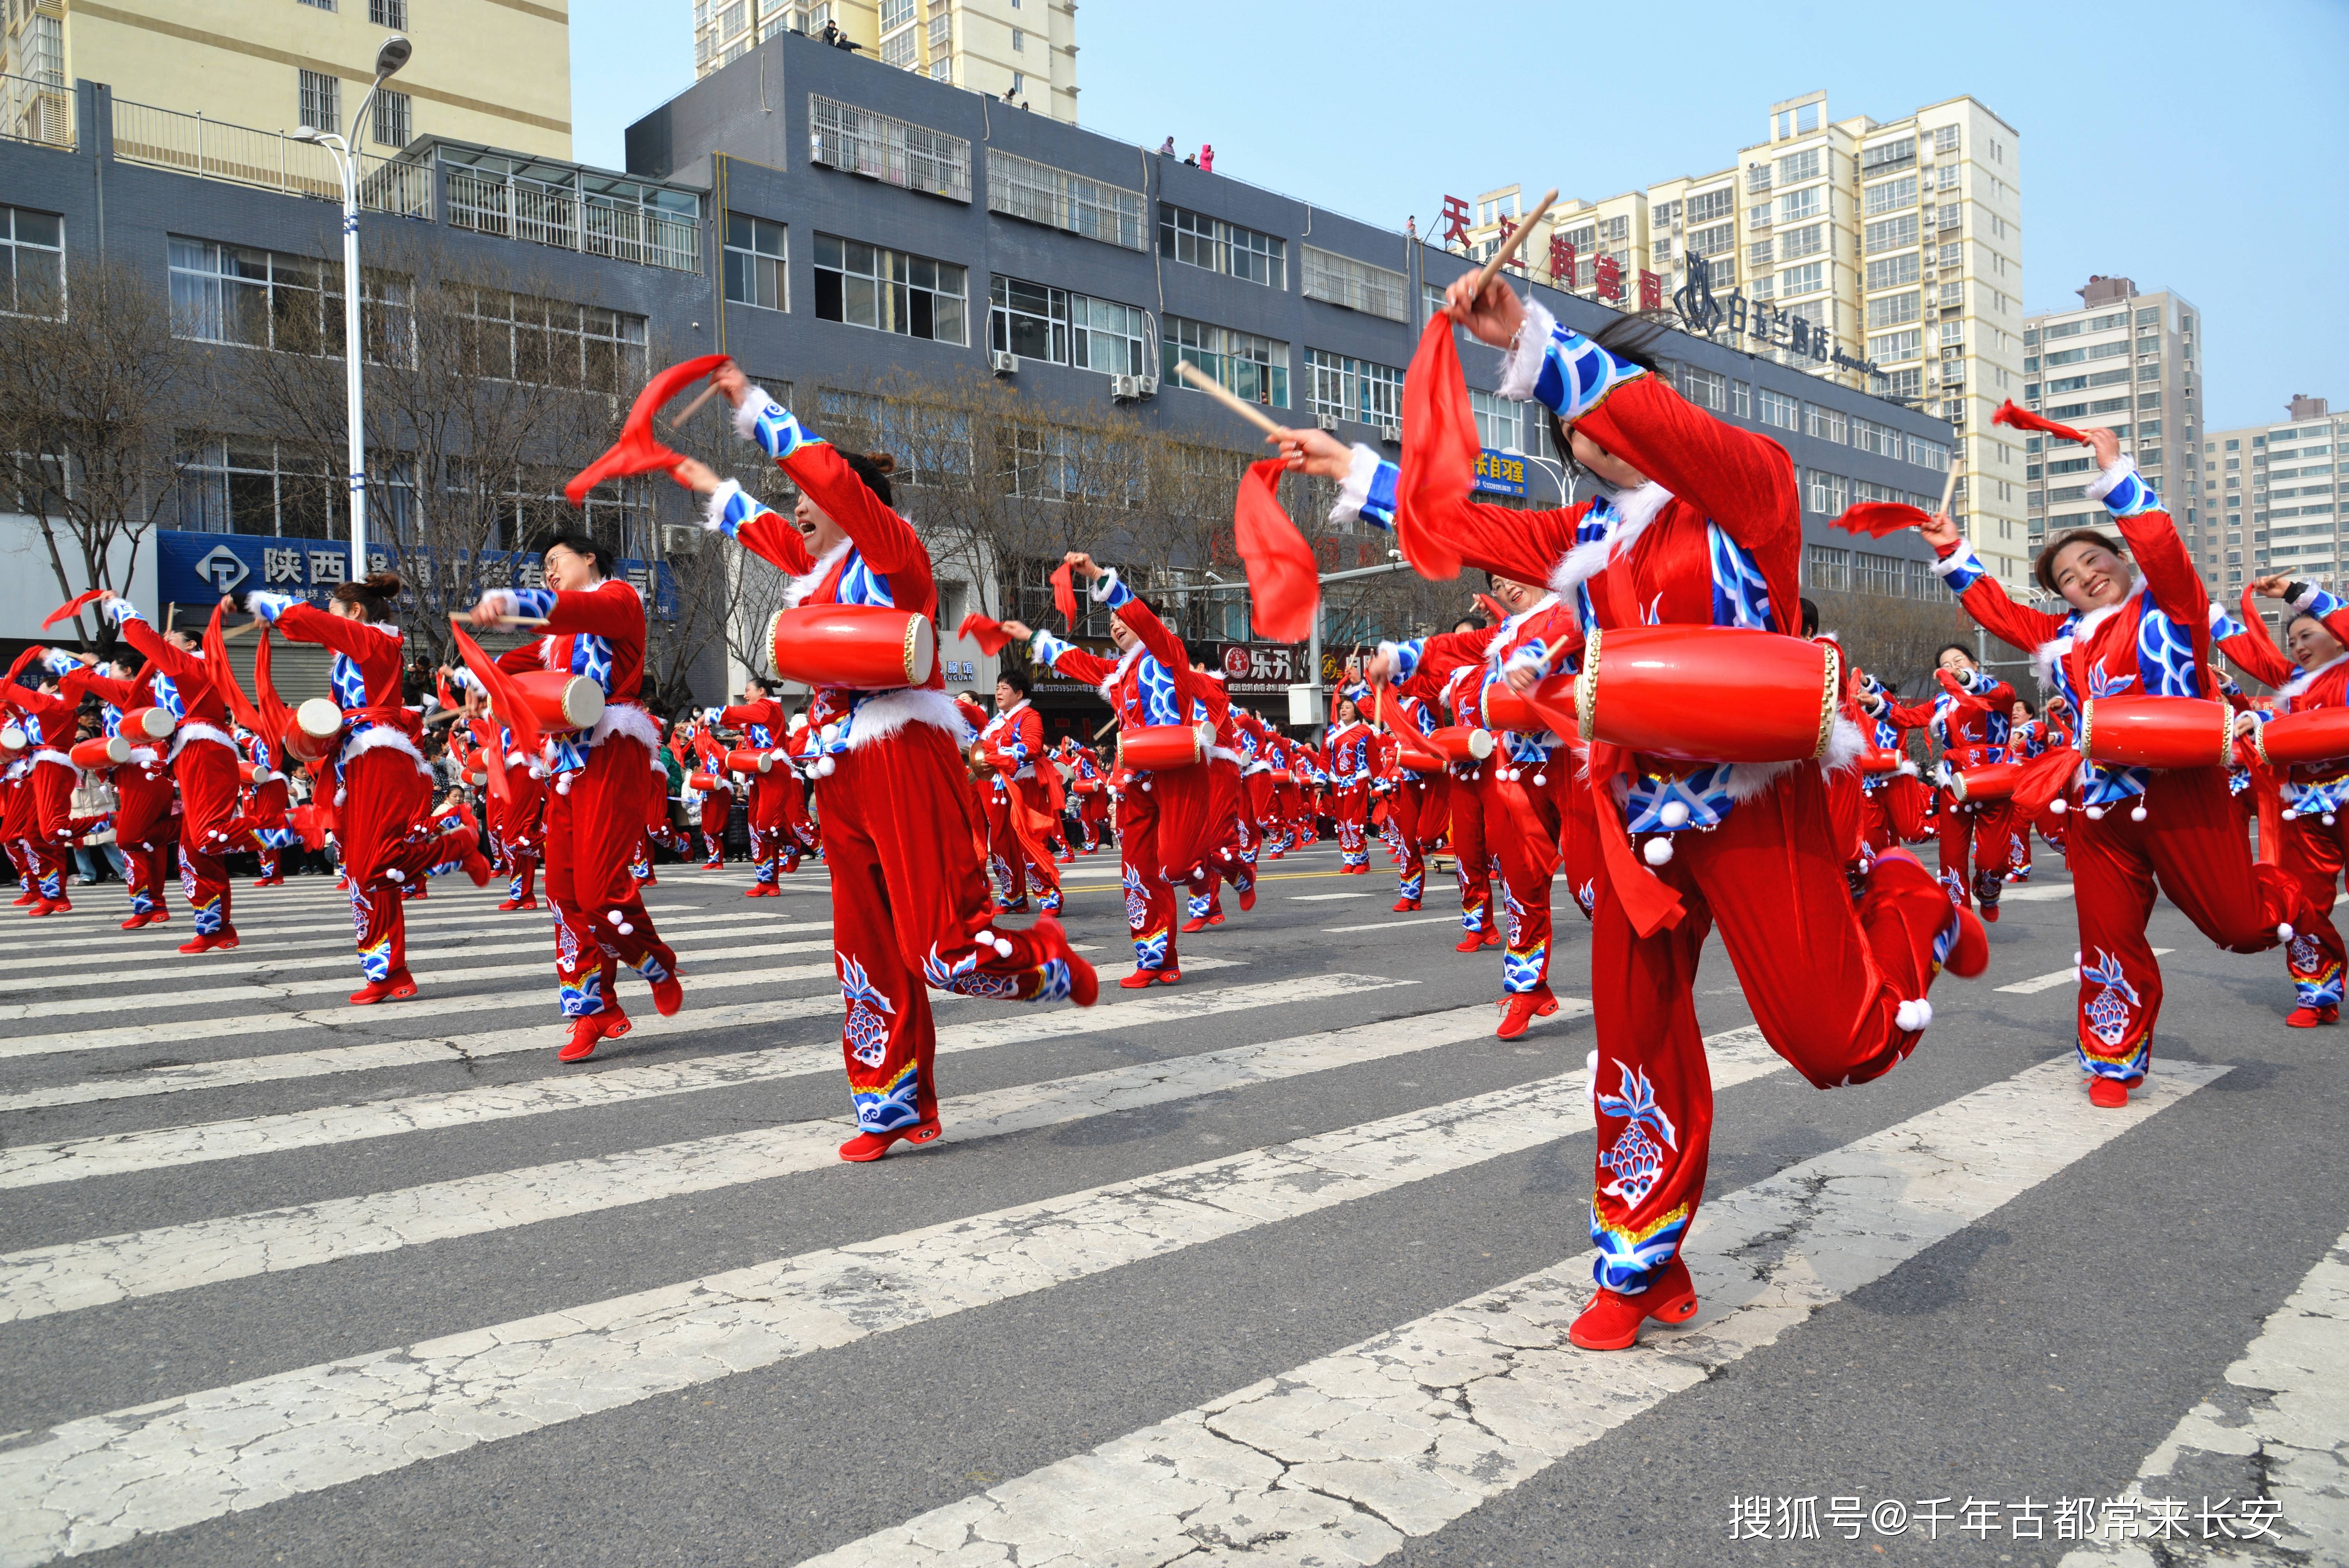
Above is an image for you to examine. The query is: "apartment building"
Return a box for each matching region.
[0,0,570,161]
[2198,396,2345,596]
[2022,276,2199,583]
[1453,90,2031,591]
[692,0,1076,123]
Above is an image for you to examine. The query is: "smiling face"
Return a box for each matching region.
[1107,617,1138,653]
[2287,613,2347,672]
[2047,538,2132,613]
[1487,575,1543,614]
[791,492,849,558]
[1333,697,1358,727]
[1937,647,1978,676]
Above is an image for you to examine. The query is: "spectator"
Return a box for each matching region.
[1159,136,1175,155]
[1200,144,1215,173]
[1183,152,1197,167]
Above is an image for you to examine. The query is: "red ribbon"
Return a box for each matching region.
[447,616,544,805]
[1049,561,1080,626]
[39,589,107,631]
[1392,313,1469,581]
[1992,400,2089,445]
[1831,501,1929,538]
[956,612,1017,656]
[1233,457,1320,645]
[563,354,732,508]
[201,606,266,737]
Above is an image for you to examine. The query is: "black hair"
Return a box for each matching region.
[1453,617,1480,634]
[1936,643,1977,668]
[1799,597,1820,637]
[2012,695,2037,716]
[840,450,897,511]
[2033,527,2127,597]
[996,666,1031,697]
[542,532,614,579]
[330,570,404,623]
[742,674,770,695]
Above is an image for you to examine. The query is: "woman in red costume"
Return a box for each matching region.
[0,653,92,915]
[463,537,684,1060]
[1321,695,1374,873]
[672,362,1095,1160]
[1866,645,2016,920]
[1286,275,1987,1349]
[244,574,490,1001]
[1918,426,2307,1103]
[69,654,184,922]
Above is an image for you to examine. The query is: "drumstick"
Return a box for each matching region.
[665,383,722,432]
[1172,360,1283,437]
[495,617,550,627]
[424,707,465,728]
[223,619,260,641]
[1093,715,1119,741]
[1937,452,1962,519]
[1467,187,1559,303]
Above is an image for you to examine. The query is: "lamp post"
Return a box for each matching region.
[1503,445,1574,507]
[292,34,412,580]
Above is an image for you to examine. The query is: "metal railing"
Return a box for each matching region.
[110,96,432,214]
[0,69,73,151]
[444,166,699,273]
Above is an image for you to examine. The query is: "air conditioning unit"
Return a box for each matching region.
[660,524,702,557]
[1315,413,1339,433]
[1109,372,1157,401]
[990,351,1018,375]
[1377,422,1402,444]
[1137,374,1158,396]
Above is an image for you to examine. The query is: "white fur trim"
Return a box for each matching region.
[1208,744,1245,766]
[1499,298,1558,403]
[481,588,522,619]
[1088,566,1121,604]
[840,687,975,751]
[1329,443,1382,527]
[733,384,781,443]
[127,746,160,768]
[782,538,854,610]
[168,721,236,762]
[1094,641,1148,705]
[342,724,432,778]
[32,748,73,771]
[2279,648,2349,700]
[2286,581,2329,613]
[592,702,665,754]
[1549,483,1672,599]
[1928,541,1981,579]
[2085,452,2137,503]
[1713,715,1868,802]
[702,478,743,533]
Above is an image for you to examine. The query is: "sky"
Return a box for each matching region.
[570,0,2349,433]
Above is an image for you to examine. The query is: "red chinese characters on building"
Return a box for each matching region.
[1593,254,1624,303]
[1549,235,1576,285]
[1439,194,1472,248]
[1494,216,1526,269]
[1638,269,1664,310]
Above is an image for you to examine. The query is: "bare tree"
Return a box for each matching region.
[0,258,204,656]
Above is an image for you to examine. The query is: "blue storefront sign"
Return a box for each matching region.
[156,531,679,620]
[1473,448,1527,497]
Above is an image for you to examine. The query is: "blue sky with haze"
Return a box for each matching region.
[571,0,2349,432]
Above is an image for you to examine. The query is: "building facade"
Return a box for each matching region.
[2197,396,2344,597]
[1,0,572,163]
[1451,90,2030,594]
[2022,275,2198,584]
[692,0,1076,124]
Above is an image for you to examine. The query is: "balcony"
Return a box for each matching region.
[112,95,430,211]
[0,69,73,151]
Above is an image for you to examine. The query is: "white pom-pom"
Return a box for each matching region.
[2279,923,2296,941]
[1659,800,1691,829]
[1642,836,1674,867]
[2283,807,2301,821]
[2328,815,2338,827]
[993,937,1014,958]
[557,776,573,795]
[608,909,624,922]
[816,757,836,777]
[385,868,403,882]
[334,789,348,807]
[975,929,995,947]
[2085,805,2105,820]
[2073,950,2082,966]
[615,922,633,935]
[1141,779,1153,791]
[2130,805,2148,823]
[1894,998,1933,1032]
[1584,1050,1600,1116]
[820,723,839,744]
[1533,773,1547,787]
[2050,798,2068,815]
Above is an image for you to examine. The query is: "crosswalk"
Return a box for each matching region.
[0,856,2333,1567]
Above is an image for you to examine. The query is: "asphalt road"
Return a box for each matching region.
[0,837,2341,1568]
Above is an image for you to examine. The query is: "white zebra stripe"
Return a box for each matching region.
[799,1058,2229,1568]
[1998,948,2174,995]
[0,985,1497,1322]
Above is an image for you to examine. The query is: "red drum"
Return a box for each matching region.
[724,748,772,775]
[1271,768,1293,786]
[509,671,606,736]
[1574,625,1839,764]
[1072,778,1101,796]
[767,604,936,691]
[1856,747,1910,773]
[1,723,26,752]
[467,769,490,787]
[282,698,346,764]
[118,706,175,741]
[1428,726,1495,764]
[1949,762,2022,803]
[2254,707,2349,770]
[71,735,130,770]
[688,771,723,793]
[239,761,267,785]
[1479,683,1553,735]
[1117,721,1211,772]
[2077,694,2231,770]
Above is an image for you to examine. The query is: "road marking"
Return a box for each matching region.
[2000,882,2077,903]
[1290,892,1374,902]
[0,1021,1771,1563]
[2055,1224,2349,1566]
[801,1057,2229,1568]
[0,960,1295,1189]
[1323,913,1473,933]
[0,899,696,955]
[1998,947,2173,994]
[0,988,1530,1322]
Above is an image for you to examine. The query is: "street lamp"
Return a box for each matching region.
[292,34,411,579]
[1502,445,1575,508]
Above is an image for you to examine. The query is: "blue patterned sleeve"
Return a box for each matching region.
[731,385,822,463]
[501,587,560,619]
[2087,456,2162,519]
[1928,541,1990,596]
[2288,583,2346,620]
[1497,299,1649,420]
[105,598,144,625]
[1032,629,1078,670]
[1380,638,1424,684]
[1089,567,1134,611]
[245,590,296,622]
[1328,444,1397,530]
[698,479,769,540]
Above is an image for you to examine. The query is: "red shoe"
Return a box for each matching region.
[2087,1076,2132,1108]
[2328,1005,2342,1025]
[10,890,34,906]
[1181,916,1208,934]
[1238,884,1257,913]
[558,1007,632,1063]
[1568,1257,1700,1350]
[1496,990,1545,1040]
[838,1117,943,1162]
[1455,931,1485,953]
[1119,969,1160,990]
[348,973,410,1006]
[702,859,724,871]
[2286,1005,2333,1028]
[1206,910,1225,927]
[462,851,493,889]
[119,911,153,930]
[26,897,66,917]
[251,877,286,888]
[1481,928,1504,948]
[647,948,684,1017]
[1026,914,1098,1007]
[146,909,170,924]
[498,896,527,911]
[1392,898,1421,912]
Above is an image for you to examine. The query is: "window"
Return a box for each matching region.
[1010,72,1025,97]
[450,288,645,390]
[1678,367,1726,413]
[1866,291,1920,330]
[1757,387,1799,431]
[1687,187,1734,225]
[987,150,1145,250]
[1863,176,1917,216]
[1302,246,1408,322]
[297,0,334,9]
[1778,261,1823,298]
[1803,468,1850,515]
[814,234,967,344]
[1158,204,1285,287]
[809,94,972,203]
[1907,434,1950,471]
[987,277,1146,375]
[1164,316,1286,408]
[168,237,414,359]
[879,0,914,27]
[881,29,918,68]
[1747,239,1774,268]
[1772,187,1818,225]
[723,213,787,311]
[1747,164,1772,193]
[1864,214,1919,254]
[0,207,63,315]
[1687,223,1734,259]
[1865,253,1919,292]
[1881,368,1922,400]
[1011,26,1024,49]
[1469,388,1520,451]
[1860,137,1916,175]
[1306,348,1404,428]
[1778,223,1825,261]
[298,69,340,136]
[171,437,337,538]
[369,0,407,25]
[1777,147,1821,185]
[371,89,412,148]
[1805,403,1846,443]
[1932,125,1960,155]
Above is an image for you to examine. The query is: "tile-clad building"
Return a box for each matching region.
[2200,396,2345,598]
